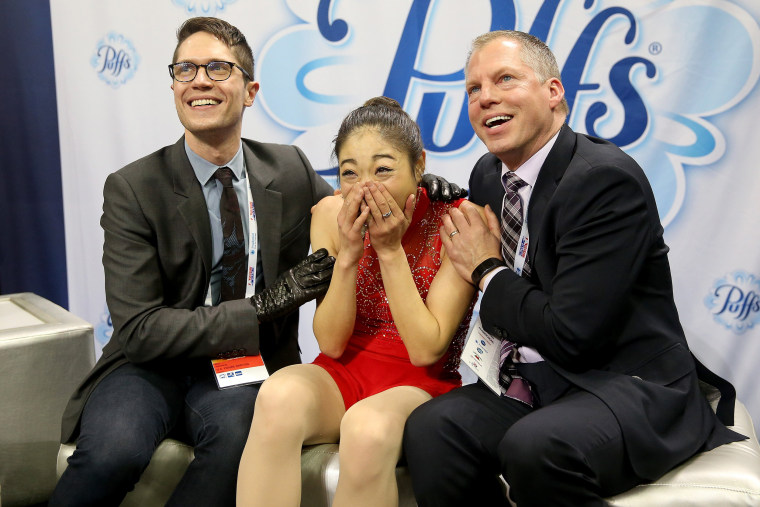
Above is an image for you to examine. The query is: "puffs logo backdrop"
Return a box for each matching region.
[44,0,760,421]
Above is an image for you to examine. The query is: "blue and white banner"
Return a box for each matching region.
[42,0,760,423]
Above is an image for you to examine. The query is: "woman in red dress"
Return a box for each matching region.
[238,97,482,506]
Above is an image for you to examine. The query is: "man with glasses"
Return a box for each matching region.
[49,16,334,507]
[51,17,462,506]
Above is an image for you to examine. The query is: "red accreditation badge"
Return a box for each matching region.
[211,355,269,389]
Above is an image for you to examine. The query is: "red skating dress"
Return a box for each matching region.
[312,188,476,409]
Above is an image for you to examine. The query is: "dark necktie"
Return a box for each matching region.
[500,171,530,277]
[214,167,246,301]
[498,171,533,406]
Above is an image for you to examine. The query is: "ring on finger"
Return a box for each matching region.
[382,210,392,219]
[449,229,460,238]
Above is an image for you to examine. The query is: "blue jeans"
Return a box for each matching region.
[50,361,259,507]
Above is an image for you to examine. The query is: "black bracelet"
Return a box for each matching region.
[471,258,507,287]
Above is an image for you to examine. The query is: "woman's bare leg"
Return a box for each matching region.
[333,386,432,507]
[237,364,345,507]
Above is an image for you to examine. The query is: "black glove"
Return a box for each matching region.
[250,248,335,322]
[420,173,468,201]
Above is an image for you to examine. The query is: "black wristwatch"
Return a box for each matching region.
[471,258,507,287]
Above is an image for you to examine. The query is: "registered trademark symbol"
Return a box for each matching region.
[649,42,662,55]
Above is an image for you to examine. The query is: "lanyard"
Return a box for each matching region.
[205,177,258,305]
[243,180,258,298]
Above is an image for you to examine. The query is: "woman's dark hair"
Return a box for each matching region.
[333,96,424,168]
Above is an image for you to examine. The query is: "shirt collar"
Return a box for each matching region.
[501,129,561,188]
[185,140,246,186]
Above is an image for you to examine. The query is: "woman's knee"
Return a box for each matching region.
[255,373,308,417]
[340,404,405,464]
[251,372,322,439]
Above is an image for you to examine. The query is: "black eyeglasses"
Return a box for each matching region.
[168,61,252,82]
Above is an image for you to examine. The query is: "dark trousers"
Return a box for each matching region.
[403,381,643,507]
[49,361,260,507]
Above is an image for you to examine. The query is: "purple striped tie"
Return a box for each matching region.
[500,171,530,277]
[498,171,533,406]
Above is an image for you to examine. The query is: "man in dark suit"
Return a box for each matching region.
[49,17,336,507]
[403,30,744,506]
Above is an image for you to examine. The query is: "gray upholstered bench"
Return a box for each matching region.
[0,292,94,507]
[57,392,760,506]
[605,396,760,506]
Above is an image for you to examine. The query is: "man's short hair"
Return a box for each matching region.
[172,17,254,81]
[466,30,568,115]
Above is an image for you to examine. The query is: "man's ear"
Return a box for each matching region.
[547,77,565,109]
[244,80,260,107]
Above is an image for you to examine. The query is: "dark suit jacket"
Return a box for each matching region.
[60,137,333,443]
[472,125,742,480]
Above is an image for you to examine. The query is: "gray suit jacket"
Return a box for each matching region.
[60,137,333,442]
